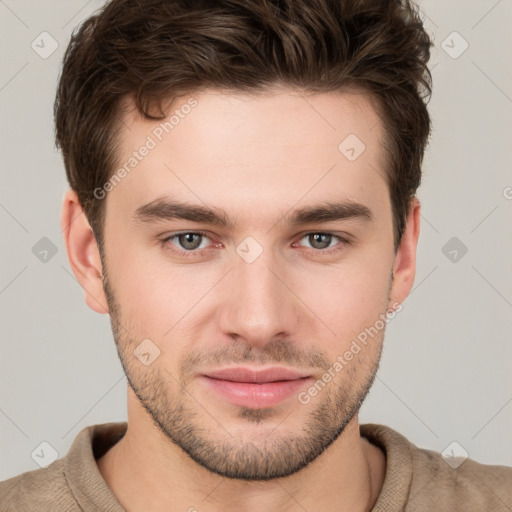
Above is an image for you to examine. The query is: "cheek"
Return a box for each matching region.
[107,243,220,340]
[293,256,392,349]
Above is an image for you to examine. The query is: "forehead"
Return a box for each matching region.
[119,87,384,151]
[107,88,389,227]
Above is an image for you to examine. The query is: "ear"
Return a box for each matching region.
[60,189,109,314]
[388,197,421,308]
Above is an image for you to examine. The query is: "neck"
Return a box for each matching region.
[97,390,386,512]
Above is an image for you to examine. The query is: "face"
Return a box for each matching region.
[99,88,400,480]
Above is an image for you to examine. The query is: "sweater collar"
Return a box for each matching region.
[63,421,413,511]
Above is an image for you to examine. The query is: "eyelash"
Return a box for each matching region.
[159,231,351,258]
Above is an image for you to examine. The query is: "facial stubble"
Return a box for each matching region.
[102,265,389,481]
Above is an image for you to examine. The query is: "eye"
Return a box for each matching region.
[160,230,350,259]
[162,231,213,253]
[294,232,349,253]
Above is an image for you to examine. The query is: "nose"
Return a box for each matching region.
[216,246,302,348]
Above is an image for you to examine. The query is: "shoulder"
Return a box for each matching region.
[407,444,512,511]
[0,458,81,511]
[0,422,126,511]
[361,423,512,511]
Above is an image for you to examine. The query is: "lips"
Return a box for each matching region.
[200,366,313,409]
[203,366,310,383]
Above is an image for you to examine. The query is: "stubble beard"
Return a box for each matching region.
[102,268,385,481]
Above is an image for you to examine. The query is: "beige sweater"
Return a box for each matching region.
[1,422,510,511]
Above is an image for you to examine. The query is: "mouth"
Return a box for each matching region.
[199,366,314,409]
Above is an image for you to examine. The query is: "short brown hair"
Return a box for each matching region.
[54,0,433,252]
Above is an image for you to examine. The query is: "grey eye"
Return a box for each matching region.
[176,233,205,250]
[306,233,335,250]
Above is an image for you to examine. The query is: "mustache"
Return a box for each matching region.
[180,338,331,377]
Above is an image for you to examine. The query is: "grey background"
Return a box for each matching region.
[1,0,511,480]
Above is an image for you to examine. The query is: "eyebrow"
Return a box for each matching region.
[133,196,373,228]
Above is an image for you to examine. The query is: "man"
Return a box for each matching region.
[1,0,510,510]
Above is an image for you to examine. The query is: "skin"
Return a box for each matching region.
[61,88,420,512]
